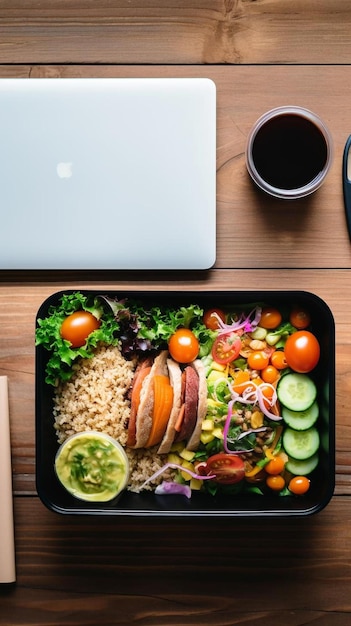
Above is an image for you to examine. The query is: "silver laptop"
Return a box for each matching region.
[0,78,216,270]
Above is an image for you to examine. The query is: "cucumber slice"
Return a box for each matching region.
[286,452,319,475]
[282,401,319,431]
[277,373,317,411]
[283,426,320,460]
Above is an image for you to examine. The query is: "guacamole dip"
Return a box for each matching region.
[55,431,129,502]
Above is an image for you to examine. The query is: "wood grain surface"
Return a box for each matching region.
[1,1,351,624]
[0,0,350,65]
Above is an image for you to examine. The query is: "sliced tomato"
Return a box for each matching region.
[211,332,241,364]
[203,453,245,485]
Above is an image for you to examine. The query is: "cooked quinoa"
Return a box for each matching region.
[53,345,172,492]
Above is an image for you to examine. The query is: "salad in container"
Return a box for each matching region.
[35,290,335,516]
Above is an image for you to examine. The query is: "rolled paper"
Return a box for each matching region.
[0,376,16,583]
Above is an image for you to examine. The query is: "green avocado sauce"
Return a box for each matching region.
[55,432,129,502]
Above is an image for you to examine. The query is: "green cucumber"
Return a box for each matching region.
[277,373,317,412]
[286,452,319,475]
[282,400,319,431]
[283,426,320,460]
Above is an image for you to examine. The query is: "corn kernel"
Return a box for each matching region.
[190,478,203,491]
[200,431,215,444]
[210,361,226,372]
[167,453,181,465]
[251,410,264,429]
[180,448,196,462]
[170,441,184,453]
[213,427,224,439]
[180,460,194,481]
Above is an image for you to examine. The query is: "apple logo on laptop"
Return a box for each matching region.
[56,162,73,178]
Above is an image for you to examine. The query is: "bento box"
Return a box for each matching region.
[35,290,335,517]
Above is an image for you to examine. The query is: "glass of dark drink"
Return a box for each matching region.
[245,106,333,199]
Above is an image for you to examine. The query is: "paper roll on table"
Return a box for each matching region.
[0,376,16,583]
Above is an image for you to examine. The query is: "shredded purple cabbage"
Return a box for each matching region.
[155,481,192,498]
[216,306,262,336]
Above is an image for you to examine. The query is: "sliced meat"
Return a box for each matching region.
[134,350,168,448]
[157,358,183,454]
[175,366,199,443]
[126,357,153,447]
[186,359,208,451]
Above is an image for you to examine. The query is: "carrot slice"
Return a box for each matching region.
[146,374,174,447]
[174,403,186,433]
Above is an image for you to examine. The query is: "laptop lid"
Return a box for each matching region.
[0,78,216,270]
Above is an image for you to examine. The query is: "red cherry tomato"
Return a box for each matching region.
[202,453,245,485]
[168,328,199,363]
[290,308,311,330]
[211,332,242,364]
[60,311,101,348]
[203,308,226,330]
[259,307,282,329]
[284,330,320,373]
[288,475,311,495]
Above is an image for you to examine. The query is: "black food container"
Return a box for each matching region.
[35,290,335,517]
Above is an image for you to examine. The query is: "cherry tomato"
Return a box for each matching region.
[232,370,251,394]
[270,350,289,370]
[168,328,199,363]
[265,456,286,475]
[266,474,285,491]
[203,308,226,330]
[60,311,101,348]
[290,308,311,330]
[204,453,245,485]
[247,350,270,371]
[259,383,276,410]
[261,364,279,384]
[284,330,320,373]
[259,307,282,330]
[288,475,311,495]
[212,332,241,365]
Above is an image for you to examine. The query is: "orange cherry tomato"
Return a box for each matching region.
[266,474,285,491]
[284,330,320,373]
[247,350,270,371]
[265,456,286,475]
[290,308,311,330]
[203,308,226,330]
[261,364,280,384]
[270,350,289,370]
[259,307,282,330]
[259,383,276,410]
[60,311,101,348]
[168,328,199,363]
[288,475,311,495]
[232,370,251,394]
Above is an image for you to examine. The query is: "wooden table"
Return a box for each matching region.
[2,2,351,624]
